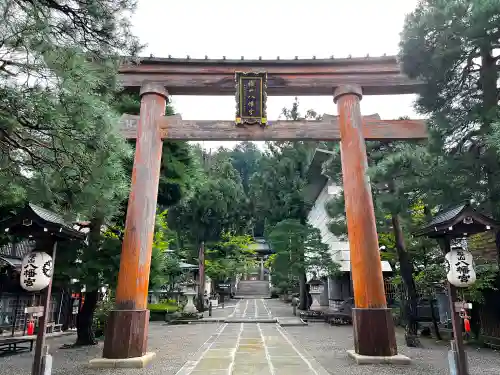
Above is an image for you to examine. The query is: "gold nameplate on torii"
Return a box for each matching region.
[235,72,268,126]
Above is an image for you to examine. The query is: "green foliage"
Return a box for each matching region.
[249,98,320,231]
[267,219,339,292]
[279,97,322,121]
[147,303,179,313]
[460,263,499,304]
[112,91,194,213]
[149,210,175,291]
[55,225,121,291]
[391,0,500,304]
[229,142,262,193]
[399,0,500,217]
[93,296,115,337]
[249,141,315,229]
[169,147,250,253]
[55,210,175,293]
[0,0,139,214]
[205,233,256,282]
[247,99,324,307]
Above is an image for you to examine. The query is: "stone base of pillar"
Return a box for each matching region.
[347,350,411,365]
[352,308,398,357]
[102,309,150,359]
[89,352,156,368]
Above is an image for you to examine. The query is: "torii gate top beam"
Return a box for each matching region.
[118,55,421,96]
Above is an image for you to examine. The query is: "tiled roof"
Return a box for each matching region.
[0,240,35,259]
[29,203,73,228]
[425,204,467,228]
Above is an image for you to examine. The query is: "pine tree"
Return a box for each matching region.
[400,0,500,263]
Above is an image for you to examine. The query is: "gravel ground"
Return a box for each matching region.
[0,322,222,375]
[284,324,500,375]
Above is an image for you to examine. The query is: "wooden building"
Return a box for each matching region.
[304,148,393,307]
[0,204,86,336]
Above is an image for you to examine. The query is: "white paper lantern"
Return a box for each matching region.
[445,247,476,287]
[20,252,53,291]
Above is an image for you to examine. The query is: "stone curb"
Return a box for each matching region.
[166,317,279,325]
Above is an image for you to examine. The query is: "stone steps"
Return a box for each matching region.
[236,280,270,297]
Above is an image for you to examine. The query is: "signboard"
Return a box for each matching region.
[210,299,218,308]
[454,301,472,312]
[25,306,44,315]
[235,72,267,126]
[218,283,230,288]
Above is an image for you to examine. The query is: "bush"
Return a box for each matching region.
[270,288,279,298]
[148,303,178,313]
[93,297,115,338]
[159,298,177,305]
[148,303,179,321]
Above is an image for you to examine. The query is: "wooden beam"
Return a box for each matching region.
[118,56,422,96]
[118,114,427,141]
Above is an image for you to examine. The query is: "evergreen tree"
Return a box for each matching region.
[249,98,320,309]
[399,0,500,263]
[267,219,339,296]
[205,233,256,286]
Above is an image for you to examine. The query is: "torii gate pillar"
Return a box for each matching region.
[92,82,167,367]
[334,85,400,360]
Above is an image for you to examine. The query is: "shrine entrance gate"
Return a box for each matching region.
[99,56,426,364]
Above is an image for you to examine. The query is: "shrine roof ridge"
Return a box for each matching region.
[122,54,400,66]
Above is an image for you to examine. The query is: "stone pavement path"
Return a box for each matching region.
[175,298,328,374]
[175,321,329,375]
[228,298,272,319]
[4,298,500,375]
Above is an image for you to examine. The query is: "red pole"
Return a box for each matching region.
[334,85,397,357]
[102,82,168,359]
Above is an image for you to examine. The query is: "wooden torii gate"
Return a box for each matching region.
[93,56,425,367]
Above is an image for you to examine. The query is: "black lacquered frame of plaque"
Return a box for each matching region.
[235,71,268,126]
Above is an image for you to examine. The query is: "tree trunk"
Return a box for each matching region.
[75,289,99,346]
[60,288,72,331]
[480,44,500,267]
[297,235,307,310]
[197,241,205,312]
[429,298,442,340]
[72,217,103,346]
[298,271,308,310]
[391,213,421,347]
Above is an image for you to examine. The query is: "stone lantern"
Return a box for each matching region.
[182,279,199,314]
[307,275,324,311]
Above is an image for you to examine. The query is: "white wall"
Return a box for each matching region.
[307,181,350,270]
[307,180,392,273]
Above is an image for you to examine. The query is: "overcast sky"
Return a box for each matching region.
[131,0,421,149]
